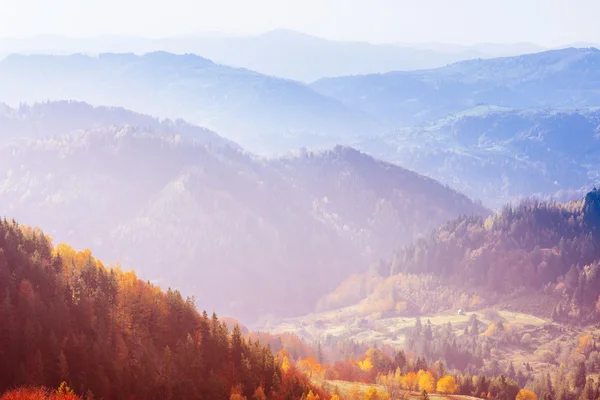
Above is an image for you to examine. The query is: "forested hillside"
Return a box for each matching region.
[261,191,600,400]
[0,101,487,321]
[0,101,234,145]
[0,219,327,400]
[322,190,600,322]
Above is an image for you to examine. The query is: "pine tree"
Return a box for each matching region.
[415,317,423,336]
[575,361,587,390]
[583,377,596,400]
[58,351,69,382]
[424,320,433,341]
[470,314,480,336]
[231,324,243,373]
[394,350,407,372]
[57,381,74,395]
[508,362,516,379]
[317,342,324,364]
[415,357,428,372]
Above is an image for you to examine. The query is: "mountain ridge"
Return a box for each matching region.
[311,47,600,127]
[0,52,379,154]
[354,105,600,208]
[0,101,487,321]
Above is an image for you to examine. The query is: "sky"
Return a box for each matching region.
[1,0,599,46]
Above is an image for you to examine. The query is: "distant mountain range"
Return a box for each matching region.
[0,29,554,82]
[312,47,600,127]
[3,47,600,208]
[0,52,379,153]
[0,101,487,321]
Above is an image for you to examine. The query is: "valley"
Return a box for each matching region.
[0,101,486,322]
[263,308,549,350]
[2,11,600,399]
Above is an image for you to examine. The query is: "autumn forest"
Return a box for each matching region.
[5,7,600,399]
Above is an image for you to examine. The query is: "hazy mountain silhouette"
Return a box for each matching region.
[312,47,600,126]
[0,52,379,153]
[0,29,549,82]
[0,101,487,321]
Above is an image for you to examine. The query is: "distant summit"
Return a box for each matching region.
[312,47,600,126]
[0,51,378,153]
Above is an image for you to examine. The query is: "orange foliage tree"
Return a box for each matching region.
[417,370,436,393]
[402,372,419,391]
[516,390,538,400]
[436,376,458,394]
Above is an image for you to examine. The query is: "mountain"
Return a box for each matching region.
[0,30,546,82]
[312,47,600,127]
[0,217,326,400]
[354,106,600,208]
[0,101,487,322]
[0,52,378,153]
[260,193,600,400]
[404,41,547,57]
[317,191,600,321]
[0,100,235,146]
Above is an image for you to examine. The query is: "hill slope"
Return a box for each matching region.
[312,48,600,126]
[318,190,600,323]
[0,101,487,321]
[355,106,600,208]
[0,218,325,399]
[0,52,377,153]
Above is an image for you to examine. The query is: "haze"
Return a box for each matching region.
[1,0,600,46]
[4,1,600,399]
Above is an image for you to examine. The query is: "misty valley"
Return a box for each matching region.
[2,22,600,400]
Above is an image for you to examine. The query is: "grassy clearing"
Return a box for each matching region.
[262,306,551,349]
[261,304,580,376]
[317,379,382,397]
[315,379,480,400]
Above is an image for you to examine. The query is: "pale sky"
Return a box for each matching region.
[1,0,598,46]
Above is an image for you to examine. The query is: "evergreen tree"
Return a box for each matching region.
[394,350,407,372]
[575,361,587,390]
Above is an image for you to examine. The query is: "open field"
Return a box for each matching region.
[260,303,597,376]
[261,305,551,348]
[316,379,481,400]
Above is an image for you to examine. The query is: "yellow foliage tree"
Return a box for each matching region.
[516,390,538,400]
[576,333,594,355]
[231,384,247,400]
[57,382,74,395]
[299,356,325,378]
[437,376,458,394]
[252,387,267,400]
[402,372,419,391]
[358,359,374,372]
[281,356,291,374]
[364,386,380,400]
[330,395,341,400]
[306,390,320,400]
[418,371,436,393]
[394,367,402,384]
[484,216,494,230]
